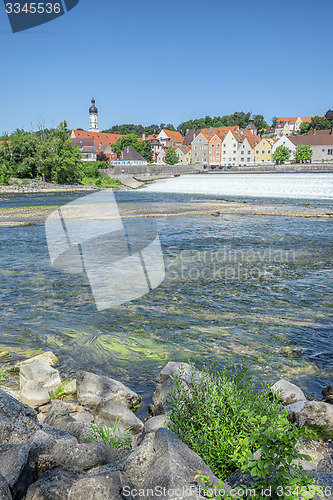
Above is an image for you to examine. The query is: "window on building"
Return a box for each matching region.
[211,156,214,160]
[241,151,244,155]
[328,149,333,155]
[216,155,220,159]
[212,144,214,148]
[233,151,236,154]
[256,150,259,154]
[247,157,250,161]
[223,144,226,147]
[262,151,265,154]
[268,150,271,154]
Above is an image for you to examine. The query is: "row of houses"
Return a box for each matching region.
[71,105,333,168]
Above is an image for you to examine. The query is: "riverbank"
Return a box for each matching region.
[0,197,332,228]
[0,352,332,499]
[0,184,332,420]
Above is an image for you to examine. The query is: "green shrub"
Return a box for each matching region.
[0,164,10,185]
[80,176,122,188]
[166,365,282,478]
[80,162,102,179]
[167,365,321,498]
[0,366,9,383]
[81,417,132,451]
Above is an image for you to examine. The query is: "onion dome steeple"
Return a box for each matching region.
[89,97,99,132]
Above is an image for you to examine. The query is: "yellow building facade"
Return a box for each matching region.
[254,138,274,164]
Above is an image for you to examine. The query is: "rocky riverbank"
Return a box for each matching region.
[0,352,332,499]
[0,179,102,194]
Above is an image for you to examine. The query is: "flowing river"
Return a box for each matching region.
[0,173,332,415]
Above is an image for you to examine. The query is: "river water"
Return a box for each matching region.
[0,173,332,415]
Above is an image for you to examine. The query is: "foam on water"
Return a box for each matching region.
[143,173,333,200]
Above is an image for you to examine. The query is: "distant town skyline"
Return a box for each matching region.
[0,0,332,134]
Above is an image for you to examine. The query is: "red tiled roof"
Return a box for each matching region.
[276,117,299,125]
[161,130,184,143]
[72,130,125,144]
[276,116,322,125]
[201,126,239,139]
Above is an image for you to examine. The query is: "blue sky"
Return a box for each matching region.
[1,0,332,134]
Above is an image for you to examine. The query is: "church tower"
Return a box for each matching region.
[246,111,257,135]
[89,98,99,132]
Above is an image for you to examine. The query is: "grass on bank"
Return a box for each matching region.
[81,417,133,451]
[166,365,323,499]
[80,176,123,188]
[0,161,123,189]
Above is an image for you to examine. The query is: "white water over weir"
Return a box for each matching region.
[143,173,333,200]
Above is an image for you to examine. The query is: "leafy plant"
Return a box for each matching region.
[166,364,322,499]
[0,366,9,383]
[80,176,122,188]
[81,417,132,451]
[49,386,65,400]
[272,145,291,164]
[237,415,323,499]
[166,365,282,478]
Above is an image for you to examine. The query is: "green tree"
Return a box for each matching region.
[272,145,291,164]
[295,144,313,163]
[8,129,39,178]
[112,134,152,163]
[43,121,82,183]
[134,140,153,163]
[272,117,278,128]
[0,138,12,184]
[299,123,310,135]
[307,116,332,130]
[164,149,179,165]
[254,115,269,132]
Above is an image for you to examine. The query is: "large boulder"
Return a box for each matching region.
[76,371,141,410]
[43,402,92,441]
[138,428,223,499]
[271,379,306,405]
[144,414,169,434]
[20,362,62,392]
[287,401,333,428]
[0,444,33,499]
[121,440,154,488]
[44,401,73,431]
[29,427,77,459]
[0,474,11,500]
[20,381,50,409]
[153,362,198,414]
[94,400,143,435]
[0,390,40,444]
[68,471,124,500]
[318,456,333,473]
[15,352,58,369]
[322,386,333,405]
[52,442,120,471]
[26,468,80,500]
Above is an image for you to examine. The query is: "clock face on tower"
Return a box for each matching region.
[4,0,80,33]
